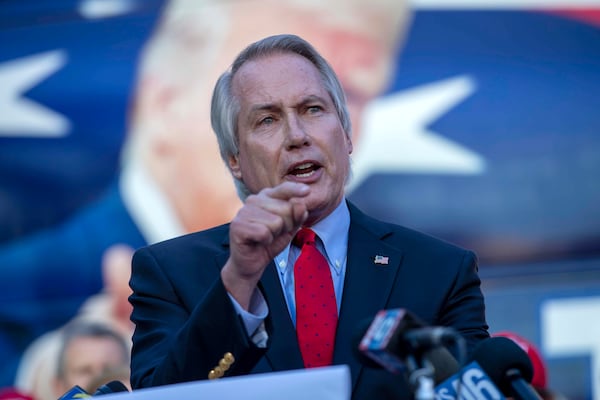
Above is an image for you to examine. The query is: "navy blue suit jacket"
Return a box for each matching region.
[129,202,488,399]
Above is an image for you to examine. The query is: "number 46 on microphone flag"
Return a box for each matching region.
[435,361,505,400]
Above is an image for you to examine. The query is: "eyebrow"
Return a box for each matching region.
[249,95,329,113]
[249,103,281,114]
[298,94,329,107]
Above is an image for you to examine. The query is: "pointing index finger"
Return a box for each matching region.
[263,182,310,201]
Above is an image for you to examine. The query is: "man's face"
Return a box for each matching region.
[55,336,126,394]
[229,53,353,224]
[225,2,398,142]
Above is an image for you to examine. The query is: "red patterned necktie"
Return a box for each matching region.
[293,228,338,368]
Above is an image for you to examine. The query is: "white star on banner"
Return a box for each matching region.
[0,50,70,137]
[347,75,486,192]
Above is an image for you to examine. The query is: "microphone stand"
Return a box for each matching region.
[404,332,465,400]
[405,353,435,400]
[506,369,543,400]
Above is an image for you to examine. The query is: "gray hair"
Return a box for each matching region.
[210,34,352,200]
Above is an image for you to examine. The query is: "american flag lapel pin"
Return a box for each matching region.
[374,255,389,265]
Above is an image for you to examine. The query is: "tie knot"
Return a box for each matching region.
[293,228,317,247]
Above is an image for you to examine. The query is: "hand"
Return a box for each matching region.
[221,182,310,309]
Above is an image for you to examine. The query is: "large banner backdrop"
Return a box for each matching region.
[1,1,599,398]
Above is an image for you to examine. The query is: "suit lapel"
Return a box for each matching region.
[333,203,404,392]
[260,262,304,370]
[217,230,303,371]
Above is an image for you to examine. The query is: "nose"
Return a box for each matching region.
[284,114,310,150]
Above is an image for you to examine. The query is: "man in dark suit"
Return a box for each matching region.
[129,34,489,399]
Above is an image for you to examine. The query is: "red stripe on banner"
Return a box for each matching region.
[544,9,600,27]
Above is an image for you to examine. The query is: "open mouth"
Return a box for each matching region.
[288,162,321,178]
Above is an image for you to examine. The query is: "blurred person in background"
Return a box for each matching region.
[74,244,136,340]
[86,365,131,394]
[13,245,134,400]
[0,0,410,387]
[51,322,130,398]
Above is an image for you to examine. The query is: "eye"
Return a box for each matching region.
[259,116,274,125]
[307,105,323,114]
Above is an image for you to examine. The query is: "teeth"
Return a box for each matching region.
[296,163,313,170]
[292,162,315,178]
[295,170,314,178]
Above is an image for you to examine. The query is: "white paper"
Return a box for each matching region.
[99,365,351,400]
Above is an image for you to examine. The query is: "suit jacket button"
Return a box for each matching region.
[224,352,235,364]
[213,366,224,378]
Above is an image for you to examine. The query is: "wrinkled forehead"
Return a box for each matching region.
[231,52,327,105]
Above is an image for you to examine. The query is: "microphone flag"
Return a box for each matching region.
[56,385,91,400]
[358,308,423,374]
[435,361,505,400]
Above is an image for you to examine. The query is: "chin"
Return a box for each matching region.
[305,199,335,224]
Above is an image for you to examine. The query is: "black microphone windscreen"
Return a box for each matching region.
[470,336,534,394]
[93,380,130,396]
[423,346,459,384]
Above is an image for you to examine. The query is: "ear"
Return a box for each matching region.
[228,154,242,180]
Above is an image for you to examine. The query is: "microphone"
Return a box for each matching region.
[424,346,460,384]
[56,385,90,399]
[355,309,466,399]
[471,336,543,400]
[93,380,130,396]
[434,360,505,399]
[56,380,130,399]
[356,308,463,375]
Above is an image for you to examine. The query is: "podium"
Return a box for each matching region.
[100,365,350,399]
